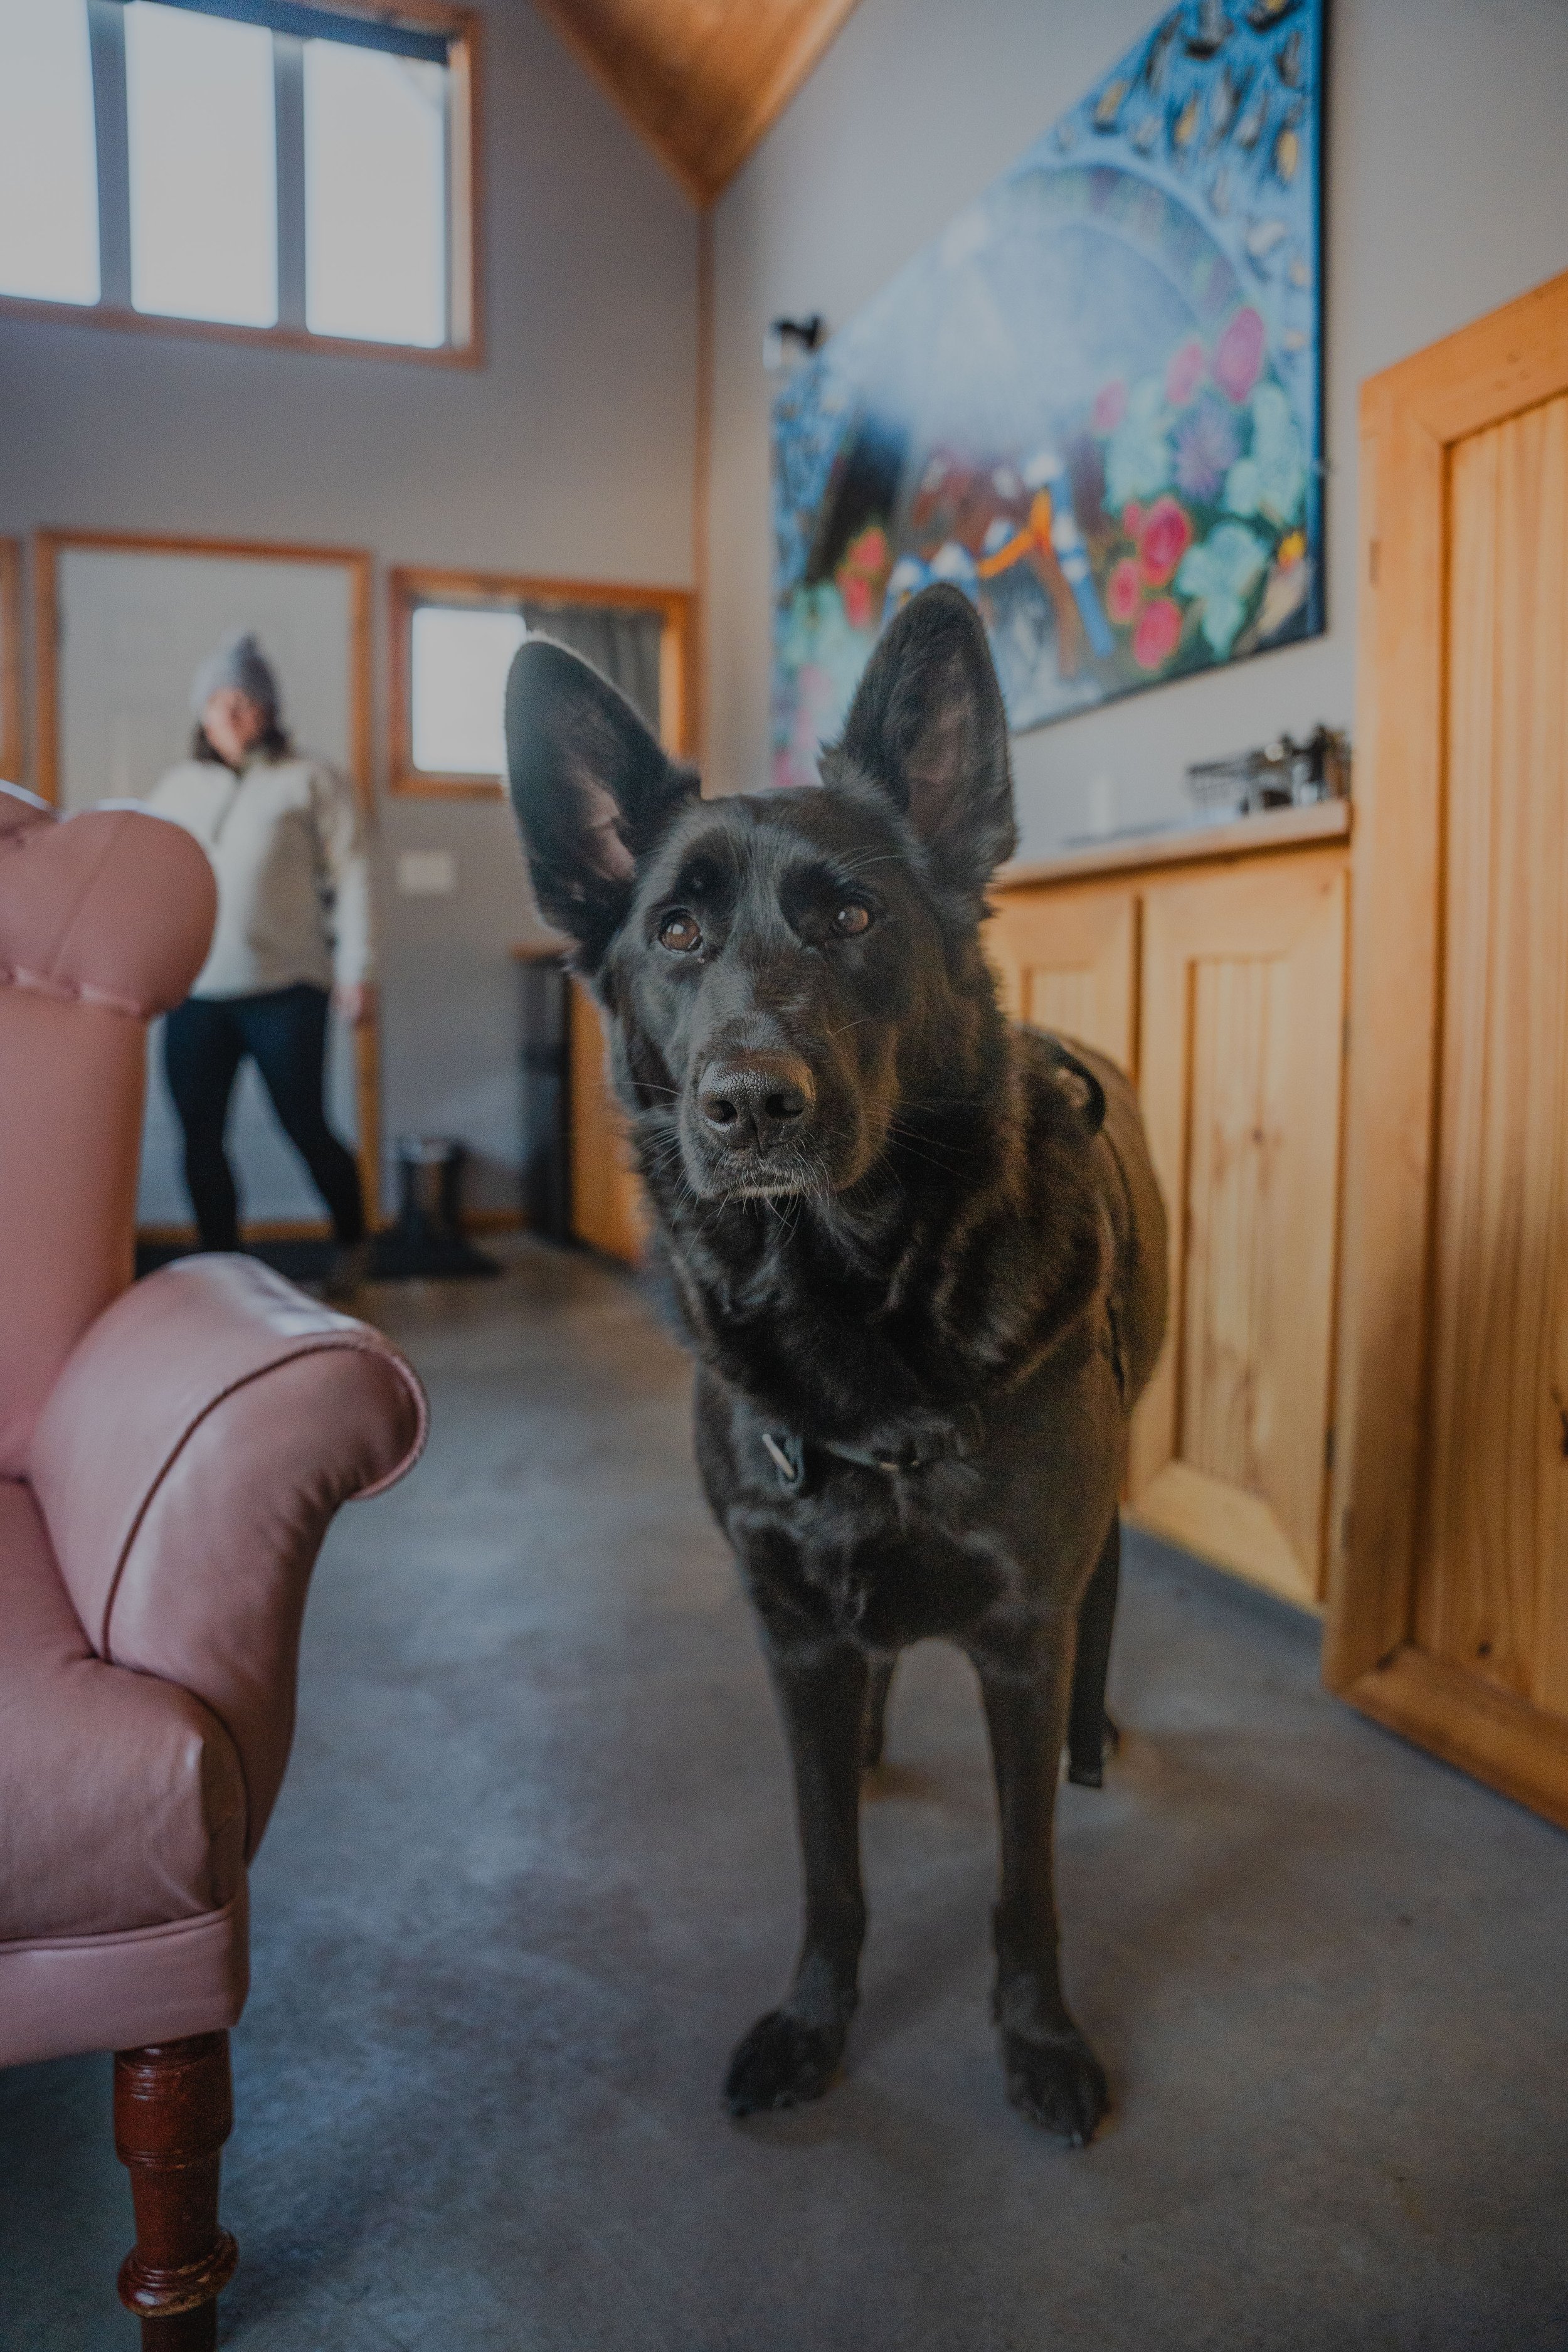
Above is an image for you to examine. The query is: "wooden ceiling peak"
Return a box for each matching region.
[531,0,864,206]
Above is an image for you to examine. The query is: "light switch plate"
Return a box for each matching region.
[396,850,457,896]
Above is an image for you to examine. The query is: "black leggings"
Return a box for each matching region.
[164,983,364,1251]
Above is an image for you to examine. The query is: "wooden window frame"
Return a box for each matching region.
[0,541,21,784]
[33,524,383,1224]
[0,0,483,371]
[388,566,697,800]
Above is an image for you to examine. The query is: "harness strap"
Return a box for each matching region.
[1041,1034,1107,1136]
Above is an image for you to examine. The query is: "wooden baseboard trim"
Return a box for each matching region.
[137,1209,525,1245]
[1347,1646,1568,1835]
[137,1219,333,1244]
[1126,1461,1322,1615]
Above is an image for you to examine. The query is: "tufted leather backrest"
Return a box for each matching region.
[0,784,216,1474]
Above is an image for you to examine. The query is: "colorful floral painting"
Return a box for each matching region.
[771,0,1324,785]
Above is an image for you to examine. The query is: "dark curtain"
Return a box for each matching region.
[521,603,664,737]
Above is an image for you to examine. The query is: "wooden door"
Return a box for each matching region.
[987,881,1138,1075]
[1129,850,1348,1609]
[569,978,647,1265]
[1328,270,1568,1830]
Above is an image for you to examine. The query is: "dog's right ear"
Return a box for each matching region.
[505,638,697,973]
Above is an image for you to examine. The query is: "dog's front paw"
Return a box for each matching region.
[1000,2027,1108,2145]
[724,2008,847,2116]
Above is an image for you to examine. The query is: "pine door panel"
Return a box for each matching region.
[1416,393,1568,1721]
[1130,851,1348,1607]
[1327,268,1568,1830]
[987,882,1138,1076]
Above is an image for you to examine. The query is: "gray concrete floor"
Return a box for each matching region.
[5,1238,1567,2351]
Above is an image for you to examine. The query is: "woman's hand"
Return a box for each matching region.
[334,982,375,1027]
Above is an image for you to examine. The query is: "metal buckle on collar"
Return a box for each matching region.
[761,1429,806,1490]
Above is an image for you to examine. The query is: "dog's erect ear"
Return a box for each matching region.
[505,638,697,970]
[835,583,1016,897]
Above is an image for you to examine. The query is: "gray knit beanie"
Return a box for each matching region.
[189,630,280,721]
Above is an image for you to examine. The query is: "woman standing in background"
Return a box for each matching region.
[148,630,373,1295]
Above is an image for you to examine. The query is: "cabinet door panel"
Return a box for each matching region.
[987,883,1138,1075]
[1130,851,1347,1607]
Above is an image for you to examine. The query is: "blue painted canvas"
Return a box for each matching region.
[770,0,1324,787]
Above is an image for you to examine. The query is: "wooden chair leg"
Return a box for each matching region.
[114,2032,238,2350]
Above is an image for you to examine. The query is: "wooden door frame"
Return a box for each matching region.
[1326,270,1568,1825]
[33,527,383,1230]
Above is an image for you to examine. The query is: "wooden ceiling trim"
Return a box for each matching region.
[704,0,863,196]
[529,0,865,207]
[529,0,711,204]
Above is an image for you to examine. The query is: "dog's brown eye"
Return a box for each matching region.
[833,902,872,938]
[658,911,702,953]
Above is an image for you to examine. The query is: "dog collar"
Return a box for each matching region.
[761,1403,985,1494]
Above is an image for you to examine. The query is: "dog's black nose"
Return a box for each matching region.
[698,1054,815,1152]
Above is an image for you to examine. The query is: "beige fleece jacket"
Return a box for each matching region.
[146,749,372,999]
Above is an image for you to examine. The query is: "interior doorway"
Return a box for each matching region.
[35,529,380,1237]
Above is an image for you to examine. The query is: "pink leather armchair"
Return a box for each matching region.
[0,784,427,2346]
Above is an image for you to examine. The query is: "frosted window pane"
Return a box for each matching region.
[305,43,445,348]
[125,3,276,327]
[0,0,99,304]
[411,609,526,776]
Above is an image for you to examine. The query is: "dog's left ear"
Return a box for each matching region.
[835,583,1016,897]
[505,637,697,973]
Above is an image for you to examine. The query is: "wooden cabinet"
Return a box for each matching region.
[1328,269,1568,1831]
[988,802,1352,1611]
[568,977,647,1266]
[1131,850,1347,1608]
[987,881,1139,1076]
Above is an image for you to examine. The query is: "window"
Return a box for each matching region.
[0,0,100,304]
[304,39,446,347]
[126,4,278,326]
[411,605,527,778]
[0,0,479,361]
[389,571,696,799]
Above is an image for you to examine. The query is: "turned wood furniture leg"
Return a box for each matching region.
[114,2033,238,2349]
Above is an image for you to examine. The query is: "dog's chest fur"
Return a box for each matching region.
[668,1030,1135,1658]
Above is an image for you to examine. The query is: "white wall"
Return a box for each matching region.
[0,0,699,1212]
[706,0,1568,856]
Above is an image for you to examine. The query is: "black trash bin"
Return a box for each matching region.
[369,1135,499,1279]
[517,948,572,1243]
[398,1134,466,1238]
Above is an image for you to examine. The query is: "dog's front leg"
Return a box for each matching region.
[977,1640,1109,2144]
[724,1642,869,2117]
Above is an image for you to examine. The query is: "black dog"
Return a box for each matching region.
[506,585,1166,2143]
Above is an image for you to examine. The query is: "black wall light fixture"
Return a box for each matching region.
[764,314,826,373]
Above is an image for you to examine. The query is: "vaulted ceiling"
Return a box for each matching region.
[529,0,865,206]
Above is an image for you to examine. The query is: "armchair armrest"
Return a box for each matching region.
[28,1256,427,1857]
